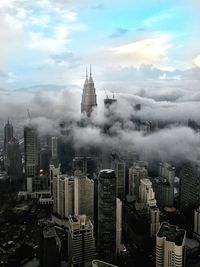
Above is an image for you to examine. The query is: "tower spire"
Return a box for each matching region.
[90,64,92,78]
[86,67,88,79]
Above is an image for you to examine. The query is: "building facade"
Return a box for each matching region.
[68,215,96,266]
[98,169,116,263]
[156,222,186,267]
[24,125,39,177]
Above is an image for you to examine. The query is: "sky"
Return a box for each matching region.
[0,0,200,91]
[0,0,200,164]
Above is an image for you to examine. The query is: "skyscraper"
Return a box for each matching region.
[81,66,97,117]
[194,206,200,241]
[68,215,96,267]
[40,226,61,267]
[98,169,116,263]
[4,120,13,152]
[153,163,175,209]
[53,175,74,218]
[74,176,94,221]
[156,222,186,267]
[179,161,200,212]
[7,137,22,180]
[24,125,39,177]
[114,161,126,200]
[53,175,94,220]
[138,178,160,237]
[128,161,148,199]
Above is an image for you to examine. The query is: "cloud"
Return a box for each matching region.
[194,55,200,67]
[109,28,129,38]
[110,33,171,65]
[143,12,172,27]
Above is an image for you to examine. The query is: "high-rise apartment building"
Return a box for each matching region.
[81,67,97,117]
[156,222,186,267]
[68,215,96,267]
[53,175,94,220]
[98,169,116,263]
[53,175,74,218]
[153,163,175,209]
[128,161,148,199]
[24,125,39,177]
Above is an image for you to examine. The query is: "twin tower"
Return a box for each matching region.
[81,66,97,117]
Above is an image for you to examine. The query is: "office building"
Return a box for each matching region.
[7,137,22,180]
[68,215,96,266]
[156,222,186,267]
[73,156,98,179]
[24,125,39,177]
[40,226,61,267]
[153,163,175,209]
[115,161,126,200]
[4,120,13,152]
[74,176,94,221]
[179,161,200,212]
[81,66,97,117]
[48,135,58,159]
[139,178,157,207]
[194,206,200,241]
[98,169,116,263]
[128,161,148,199]
[116,198,122,254]
[150,206,160,237]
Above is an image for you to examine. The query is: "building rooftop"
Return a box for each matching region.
[157,222,186,246]
[101,169,115,174]
[43,226,57,239]
[92,260,118,267]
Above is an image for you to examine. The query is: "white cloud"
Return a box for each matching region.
[143,12,172,27]
[194,55,200,67]
[110,34,171,65]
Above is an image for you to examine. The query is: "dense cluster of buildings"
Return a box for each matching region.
[0,68,200,267]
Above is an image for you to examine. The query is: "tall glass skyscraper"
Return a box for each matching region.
[98,169,116,263]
